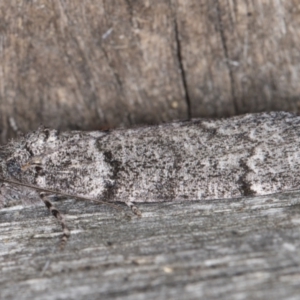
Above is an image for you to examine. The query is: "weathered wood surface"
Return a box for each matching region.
[1,190,300,300]
[1,0,300,143]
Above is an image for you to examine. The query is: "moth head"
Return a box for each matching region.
[1,127,59,182]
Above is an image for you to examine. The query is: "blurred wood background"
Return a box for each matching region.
[1,1,300,299]
[1,0,300,143]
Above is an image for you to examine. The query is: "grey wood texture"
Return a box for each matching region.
[1,190,300,300]
[1,0,300,143]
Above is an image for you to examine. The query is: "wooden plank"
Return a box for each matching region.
[1,190,300,299]
[1,0,300,143]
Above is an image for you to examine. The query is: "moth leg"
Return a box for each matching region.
[125,201,142,217]
[39,192,70,250]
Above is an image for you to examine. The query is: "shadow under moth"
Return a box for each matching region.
[1,111,300,248]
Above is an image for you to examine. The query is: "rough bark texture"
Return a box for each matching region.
[1,0,300,143]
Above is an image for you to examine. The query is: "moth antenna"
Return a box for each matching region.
[40,192,70,250]
[0,177,124,213]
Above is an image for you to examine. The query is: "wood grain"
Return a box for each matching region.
[1,190,300,299]
[1,1,300,143]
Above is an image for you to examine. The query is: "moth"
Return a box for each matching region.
[1,111,300,248]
